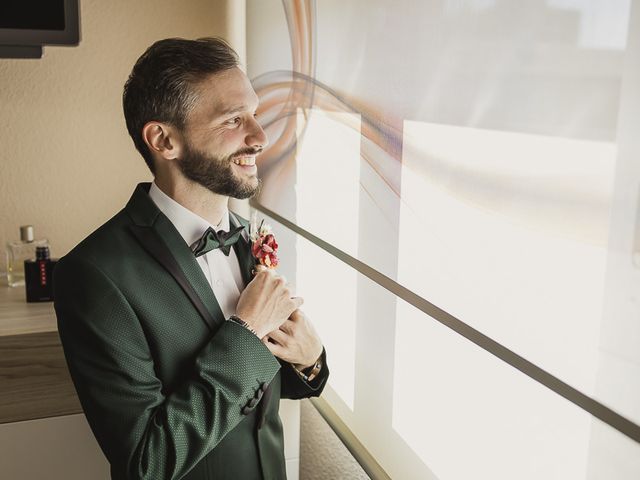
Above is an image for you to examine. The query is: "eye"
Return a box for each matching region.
[225,117,241,126]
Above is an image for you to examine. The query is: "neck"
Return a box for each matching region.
[154,175,229,227]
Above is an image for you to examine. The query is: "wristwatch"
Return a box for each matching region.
[294,356,323,382]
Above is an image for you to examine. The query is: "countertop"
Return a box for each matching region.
[0,282,58,337]
[0,282,82,424]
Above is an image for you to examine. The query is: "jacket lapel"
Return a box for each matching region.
[124,182,229,332]
[229,211,258,286]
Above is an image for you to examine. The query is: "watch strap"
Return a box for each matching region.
[228,315,257,336]
[294,355,322,382]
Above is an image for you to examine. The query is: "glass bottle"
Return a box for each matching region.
[25,245,58,302]
[5,225,49,287]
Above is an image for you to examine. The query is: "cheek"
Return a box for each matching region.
[211,130,245,156]
[190,141,230,161]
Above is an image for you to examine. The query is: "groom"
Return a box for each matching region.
[53,37,329,480]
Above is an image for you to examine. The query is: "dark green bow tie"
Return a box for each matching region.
[191,225,245,257]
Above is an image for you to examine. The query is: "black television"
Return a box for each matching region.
[0,0,80,58]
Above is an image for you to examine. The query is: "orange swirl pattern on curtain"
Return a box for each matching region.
[252,0,404,199]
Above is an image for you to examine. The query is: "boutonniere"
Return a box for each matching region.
[249,213,279,269]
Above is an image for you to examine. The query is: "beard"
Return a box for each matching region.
[176,142,262,200]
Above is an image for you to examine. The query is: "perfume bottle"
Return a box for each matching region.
[25,246,58,302]
[5,225,49,287]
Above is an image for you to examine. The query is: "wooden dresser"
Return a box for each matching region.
[0,285,82,424]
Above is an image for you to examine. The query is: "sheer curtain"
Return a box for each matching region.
[247,1,640,478]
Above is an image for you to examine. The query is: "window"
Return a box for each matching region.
[248,0,640,478]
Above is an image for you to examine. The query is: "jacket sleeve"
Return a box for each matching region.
[279,346,330,400]
[53,255,281,480]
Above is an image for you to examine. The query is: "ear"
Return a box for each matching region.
[141,121,182,162]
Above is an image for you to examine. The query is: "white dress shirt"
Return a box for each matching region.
[148,180,244,319]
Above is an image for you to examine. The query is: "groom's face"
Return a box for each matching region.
[176,67,268,199]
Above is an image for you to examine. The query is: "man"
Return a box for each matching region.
[53,37,329,480]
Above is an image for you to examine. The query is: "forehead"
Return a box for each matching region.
[190,67,258,118]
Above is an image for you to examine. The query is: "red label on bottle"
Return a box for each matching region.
[39,261,47,286]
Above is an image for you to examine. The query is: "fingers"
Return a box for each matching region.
[253,264,269,275]
[278,318,295,335]
[252,265,272,278]
[263,338,286,358]
[247,265,302,327]
[268,272,300,305]
[268,329,289,345]
[251,266,295,293]
[274,275,287,288]
[289,309,306,323]
[252,264,284,277]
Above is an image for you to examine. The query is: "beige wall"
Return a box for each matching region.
[0,0,229,264]
[0,3,303,479]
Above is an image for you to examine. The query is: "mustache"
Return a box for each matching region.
[231,147,263,158]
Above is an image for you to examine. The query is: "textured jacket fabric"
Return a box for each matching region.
[53,182,329,480]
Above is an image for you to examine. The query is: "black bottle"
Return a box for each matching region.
[24,246,58,302]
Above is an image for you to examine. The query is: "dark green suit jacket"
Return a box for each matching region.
[53,182,329,480]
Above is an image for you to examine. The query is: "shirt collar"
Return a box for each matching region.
[148,180,230,248]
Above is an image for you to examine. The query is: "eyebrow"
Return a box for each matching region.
[218,104,249,117]
[215,96,260,118]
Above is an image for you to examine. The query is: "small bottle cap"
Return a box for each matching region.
[20,225,34,243]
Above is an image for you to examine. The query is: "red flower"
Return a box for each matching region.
[252,233,279,268]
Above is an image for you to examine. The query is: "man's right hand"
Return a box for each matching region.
[235,265,303,339]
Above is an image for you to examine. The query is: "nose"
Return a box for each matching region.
[246,116,269,150]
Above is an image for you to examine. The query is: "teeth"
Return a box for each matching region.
[234,157,255,166]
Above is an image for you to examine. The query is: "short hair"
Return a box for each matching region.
[122,37,239,174]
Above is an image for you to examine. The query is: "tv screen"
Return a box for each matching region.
[0,1,66,31]
[0,0,80,47]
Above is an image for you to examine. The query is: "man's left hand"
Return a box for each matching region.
[263,309,323,369]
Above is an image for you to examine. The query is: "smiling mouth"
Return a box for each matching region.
[232,156,256,166]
